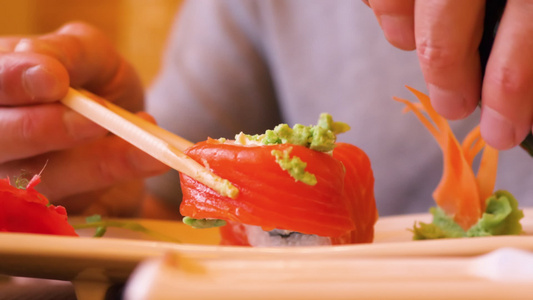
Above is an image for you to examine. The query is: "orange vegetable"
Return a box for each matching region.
[393,87,498,230]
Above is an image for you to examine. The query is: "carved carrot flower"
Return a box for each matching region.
[394,87,523,239]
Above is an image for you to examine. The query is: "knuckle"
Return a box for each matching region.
[38,34,83,73]
[0,54,28,102]
[4,106,86,162]
[18,109,41,145]
[369,0,411,15]
[58,21,98,35]
[22,105,76,145]
[485,66,531,96]
[13,34,83,77]
[0,37,19,52]
[417,39,462,70]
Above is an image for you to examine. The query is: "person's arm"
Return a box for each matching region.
[364,0,533,150]
[0,22,168,216]
[146,0,283,208]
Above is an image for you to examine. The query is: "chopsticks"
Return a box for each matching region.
[60,88,239,199]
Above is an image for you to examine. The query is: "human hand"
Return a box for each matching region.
[364,0,533,150]
[0,22,169,216]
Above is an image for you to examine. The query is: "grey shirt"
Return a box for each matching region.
[147,0,533,216]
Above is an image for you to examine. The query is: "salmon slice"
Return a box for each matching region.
[180,140,353,237]
[330,143,378,244]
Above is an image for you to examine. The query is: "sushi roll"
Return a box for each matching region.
[180,114,378,246]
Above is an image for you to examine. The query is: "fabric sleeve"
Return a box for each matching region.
[145,0,282,207]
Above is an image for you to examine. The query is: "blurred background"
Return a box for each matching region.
[0,0,184,86]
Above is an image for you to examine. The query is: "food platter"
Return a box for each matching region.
[0,209,532,281]
[0,209,532,299]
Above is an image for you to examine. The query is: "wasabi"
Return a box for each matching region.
[272,147,317,185]
[231,113,350,184]
[183,217,227,229]
[236,113,350,152]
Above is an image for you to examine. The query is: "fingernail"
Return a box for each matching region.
[480,106,516,149]
[379,15,415,50]
[63,110,107,140]
[427,84,469,119]
[128,148,169,173]
[22,65,62,99]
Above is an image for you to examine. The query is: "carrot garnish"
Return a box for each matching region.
[394,87,520,237]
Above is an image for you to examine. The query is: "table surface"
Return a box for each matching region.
[0,276,125,300]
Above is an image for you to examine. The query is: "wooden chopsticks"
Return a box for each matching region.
[60,88,239,199]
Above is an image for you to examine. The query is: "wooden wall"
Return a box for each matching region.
[0,0,183,85]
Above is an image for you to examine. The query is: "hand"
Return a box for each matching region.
[0,22,169,216]
[364,0,533,150]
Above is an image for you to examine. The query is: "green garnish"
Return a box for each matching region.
[14,170,31,190]
[84,214,107,237]
[271,147,317,185]
[412,190,524,240]
[232,113,349,185]
[182,217,227,229]
[238,113,350,152]
[73,214,182,243]
[316,113,351,135]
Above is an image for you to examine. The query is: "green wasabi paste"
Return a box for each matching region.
[240,113,350,152]
[182,217,227,229]
[235,113,349,185]
[272,147,317,185]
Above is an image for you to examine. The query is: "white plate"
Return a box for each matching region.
[0,209,532,284]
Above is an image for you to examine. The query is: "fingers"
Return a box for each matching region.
[0,110,168,203]
[0,52,70,104]
[0,103,107,163]
[366,0,533,150]
[0,37,24,52]
[367,0,486,120]
[1,133,169,202]
[0,22,144,110]
[480,0,533,149]
[44,135,169,200]
[415,0,485,120]
[368,0,485,121]
[55,179,147,217]
[37,22,144,110]
[14,22,120,90]
[368,0,416,50]
[0,23,154,217]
